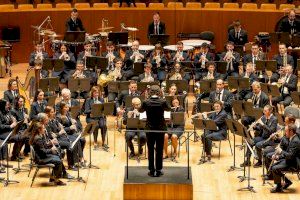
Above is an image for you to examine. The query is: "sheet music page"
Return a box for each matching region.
[164,111,171,119]
[139,111,147,120]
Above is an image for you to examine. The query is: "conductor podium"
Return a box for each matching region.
[123,166,192,200]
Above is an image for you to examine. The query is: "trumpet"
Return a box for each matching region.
[59,52,70,61]
[173,51,183,62]
[72,70,86,79]
[127,109,140,118]
[141,73,154,82]
[83,50,91,59]
[106,51,115,70]
[154,54,161,68]
[35,51,44,61]
[191,110,218,119]
[203,72,214,80]
[131,50,144,63]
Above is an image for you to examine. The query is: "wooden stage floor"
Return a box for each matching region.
[0,64,299,200]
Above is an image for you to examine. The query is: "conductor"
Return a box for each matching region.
[139,85,171,177]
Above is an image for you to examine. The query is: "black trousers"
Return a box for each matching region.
[241,116,255,128]
[201,130,226,156]
[146,132,164,172]
[87,117,107,144]
[125,131,147,153]
[255,139,276,162]
[272,94,293,107]
[245,136,264,160]
[271,159,290,185]
[39,155,63,178]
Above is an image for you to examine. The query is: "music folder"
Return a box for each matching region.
[171,112,185,126]
[86,56,108,70]
[199,80,216,93]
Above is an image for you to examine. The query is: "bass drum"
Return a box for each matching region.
[0,56,6,78]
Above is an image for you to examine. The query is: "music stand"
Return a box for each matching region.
[269,32,290,45]
[69,133,85,183]
[181,61,194,74]
[133,62,146,76]
[46,95,57,108]
[215,61,228,74]
[43,59,64,73]
[64,31,86,43]
[199,103,213,112]
[292,35,300,47]
[70,105,81,119]
[119,81,130,92]
[265,60,277,72]
[166,80,189,94]
[107,81,120,93]
[149,34,170,46]
[291,91,300,107]
[297,59,300,72]
[255,60,265,73]
[199,80,216,93]
[137,81,159,92]
[108,32,129,45]
[39,77,59,93]
[86,56,108,71]
[68,78,90,96]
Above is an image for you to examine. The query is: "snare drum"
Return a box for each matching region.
[163,45,194,51]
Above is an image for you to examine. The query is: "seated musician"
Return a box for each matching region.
[241,81,269,128]
[171,41,190,63]
[84,86,108,151]
[194,43,214,80]
[3,78,19,107]
[271,43,294,83]
[123,97,146,158]
[10,96,30,159]
[238,63,258,100]
[241,105,278,167]
[167,62,190,82]
[200,62,221,81]
[219,41,240,79]
[55,88,80,113]
[228,20,248,46]
[29,89,47,121]
[53,44,76,85]
[278,9,299,36]
[124,40,145,80]
[271,64,297,108]
[29,42,49,68]
[149,43,167,82]
[68,60,90,99]
[77,41,96,63]
[29,122,66,186]
[269,124,300,193]
[208,79,234,116]
[166,83,178,96]
[101,41,120,72]
[65,8,85,32]
[138,62,156,82]
[196,101,228,162]
[116,80,141,116]
[243,43,265,67]
[147,12,166,38]
[164,97,184,161]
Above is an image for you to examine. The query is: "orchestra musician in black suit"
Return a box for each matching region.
[241,105,278,167]
[269,124,300,193]
[228,20,248,46]
[238,63,258,100]
[194,43,215,80]
[147,12,166,38]
[30,89,47,121]
[197,101,228,162]
[272,64,297,107]
[77,41,97,63]
[138,62,157,82]
[219,41,240,79]
[29,42,49,67]
[208,79,234,116]
[139,85,171,177]
[3,78,19,107]
[200,62,221,80]
[65,9,85,32]
[101,41,120,72]
[149,43,167,81]
[242,43,266,67]
[271,43,294,83]
[278,9,300,35]
[123,97,147,159]
[171,41,190,63]
[84,86,108,151]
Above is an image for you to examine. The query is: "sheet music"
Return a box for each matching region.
[164,111,171,119]
[139,111,147,120]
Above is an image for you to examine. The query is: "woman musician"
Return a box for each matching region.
[3,78,19,108]
[149,43,167,82]
[30,89,47,121]
[167,62,189,81]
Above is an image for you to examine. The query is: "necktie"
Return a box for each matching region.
[217,92,221,101]
[253,95,258,105]
[156,24,159,34]
[236,31,239,39]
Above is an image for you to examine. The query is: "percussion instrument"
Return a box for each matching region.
[180,39,211,47]
[163,45,194,51]
[139,45,155,51]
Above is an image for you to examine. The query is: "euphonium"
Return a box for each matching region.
[97,67,121,87]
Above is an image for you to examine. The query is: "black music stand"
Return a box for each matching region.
[149,34,170,46]
[269,32,290,46]
[215,61,228,74]
[166,80,189,94]
[108,32,129,45]
[181,61,194,74]
[228,77,250,93]
[83,121,99,169]
[119,81,130,92]
[39,77,59,93]
[265,60,277,72]
[107,81,120,93]
[133,62,146,76]
[46,95,57,108]
[43,59,64,72]
[244,101,263,120]
[68,78,90,98]
[137,81,159,92]
[86,56,108,71]
[199,80,216,94]
[70,105,81,119]
[291,91,300,107]
[64,31,86,43]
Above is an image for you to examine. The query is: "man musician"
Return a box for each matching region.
[148,12,166,38]
[228,20,248,46]
[243,43,265,67]
[65,9,85,32]
[219,41,240,79]
[138,62,156,82]
[171,41,190,63]
[194,43,215,80]
[139,85,171,177]
[278,9,300,36]
[29,42,49,68]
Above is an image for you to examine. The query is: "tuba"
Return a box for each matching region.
[97,67,121,87]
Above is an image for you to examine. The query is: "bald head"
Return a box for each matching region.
[216,79,224,91]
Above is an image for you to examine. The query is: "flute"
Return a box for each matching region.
[191,110,218,119]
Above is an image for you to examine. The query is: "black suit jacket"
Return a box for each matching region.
[209,89,234,114]
[32,134,54,161]
[65,17,85,31]
[219,51,240,72]
[77,51,97,62]
[228,29,248,46]
[147,21,166,38]
[254,114,278,139]
[279,134,300,170]
[116,90,141,109]
[194,52,215,69]
[272,54,294,69]
[29,100,47,120]
[280,74,298,94]
[11,107,29,130]
[209,109,227,135]
[279,18,300,35]
[3,90,19,106]
[243,53,266,66]
[247,91,269,108]
[29,51,49,67]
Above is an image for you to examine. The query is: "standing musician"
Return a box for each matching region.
[241,81,269,128]
[138,62,156,82]
[164,97,184,161]
[269,124,300,193]
[139,85,171,177]
[241,105,278,167]
[29,122,67,186]
[150,43,167,82]
[195,101,228,162]
[147,12,166,38]
[123,97,146,159]
[84,86,108,151]
[65,9,85,32]
[271,64,297,108]
[228,20,248,46]
[77,41,96,62]
[238,63,258,100]
[278,9,300,35]
[194,43,214,80]
[30,89,47,120]
[101,41,120,72]
[3,78,19,107]
[271,43,294,83]
[219,41,240,79]
[171,41,190,63]
[29,42,49,67]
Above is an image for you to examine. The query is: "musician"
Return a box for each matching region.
[3,78,19,107]
[139,85,171,177]
[219,41,240,79]
[243,43,265,67]
[123,98,146,158]
[228,20,248,46]
[119,0,136,7]
[278,9,300,35]
[208,79,234,115]
[29,122,66,185]
[147,12,166,38]
[198,101,228,162]
[116,80,141,115]
[271,43,294,83]
[271,64,297,107]
[150,43,167,81]
[29,89,47,120]
[55,88,80,113]
[171,41,190,63]
[84,86,108,150]
[269,124,300,193]
[168,62,190,81]
[164,97,184,161]
[138,62,156,82]
[238,63,258,100]
[241,81,269,128]
[29,42,49,67]
[166,84,178,96]
[65,9,85,32]
[194,43,214,80]
[101,41,120,72]
[77,41,96,62]
[200,62,221,81]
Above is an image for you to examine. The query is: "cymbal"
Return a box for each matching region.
[42,29,56,35]
[97,27,114,31]
[49,34,63,38]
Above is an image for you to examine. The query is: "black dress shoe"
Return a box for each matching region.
[68,166,78,171]
[148,171,155,177]
[263,174,273,181]
[270,184,283,193]
[283,179,292,190]
[129,152,135,159]
[63,173,74,179]
[49,178,55,182]
[240,161,251,167]
[156,170,164,177]
[55,180,66,186]
[253,161,262,168]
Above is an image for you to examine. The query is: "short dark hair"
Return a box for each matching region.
[72,8,78,13]
[214,100,223,108]
[287,124,297,134]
